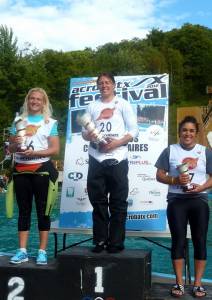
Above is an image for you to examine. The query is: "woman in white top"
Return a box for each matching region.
[9,87,60,265]
[155,116,212,297]
[82,73,138,253]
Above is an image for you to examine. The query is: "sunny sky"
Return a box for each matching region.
[1,0,212,52]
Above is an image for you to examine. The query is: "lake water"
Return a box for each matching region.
[0,192,211,281]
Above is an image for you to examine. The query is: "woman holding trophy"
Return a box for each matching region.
[155,116,212,298]
[81,73,138,254]
[8,87,59,265]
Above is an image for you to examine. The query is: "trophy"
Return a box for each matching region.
[77,113,108,146]
[14,113,27,151]
[177,162,194,192]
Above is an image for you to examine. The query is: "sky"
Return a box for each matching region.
[1,0,212,52]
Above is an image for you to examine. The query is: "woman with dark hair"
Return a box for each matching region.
[155,116,212,298]
[8,87,60,265]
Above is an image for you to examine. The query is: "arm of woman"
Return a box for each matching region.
[156,169,189,186]
[23,136,60,157]
[189,174,212,193]
[82,130,98,142]
[155,147,190,186]
[100,133,134,152]
[190,148,212,192]
[156,169,171,184]
[156,169,177,185]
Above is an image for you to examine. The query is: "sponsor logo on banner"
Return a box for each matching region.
[127,213,146,220]
[68,172,83,181]
[140,200,153,205]
[70,74,168,109]
[76,157,89,165]
[127,213,158,220]
[137,174,156,181]
[129,160,151,166]
[129,154,151,166]
[75,187,88,206]
[66,187,75,198]
[130,154,142,159]
[149,189,161,196]
[147,125,164,142]
[129,187,139,196]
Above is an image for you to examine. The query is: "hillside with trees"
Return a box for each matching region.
[0,23,212,160]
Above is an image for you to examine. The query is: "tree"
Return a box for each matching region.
[0,25,20,128]
[0,25,18,66]
[165,23,212,103]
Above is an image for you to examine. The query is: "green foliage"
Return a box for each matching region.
[0,25,18,65]
[165,24,212,103]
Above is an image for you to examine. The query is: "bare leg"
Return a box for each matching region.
[171,259,184,296]
[193,259,207,297]
[18,231,29,249]
[173,258,184,285]
[194,259,206,286]
[39,230,49,250]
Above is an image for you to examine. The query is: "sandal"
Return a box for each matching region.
[192,286,207,298]
[171,284,184,297]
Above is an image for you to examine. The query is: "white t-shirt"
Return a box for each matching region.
[12,115,58,164]
[168,144,207,194]
[85,96,138,162]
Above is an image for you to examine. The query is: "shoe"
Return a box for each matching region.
[36,250,47,265]
[170,284,184,297]
[91,241,106,253]
[107,245,124,253]
[192,286,207,298]
[10,249,29,264]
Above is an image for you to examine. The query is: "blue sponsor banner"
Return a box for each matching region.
[59,74,169,231]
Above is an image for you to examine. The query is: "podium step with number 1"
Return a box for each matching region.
[0,246,151,300]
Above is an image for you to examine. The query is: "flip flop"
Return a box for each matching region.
[171,284,184,297]
[192,286,207,298]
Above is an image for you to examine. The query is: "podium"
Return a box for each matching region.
[0,256,59,300]
[57,246,151,300]
[0,247,151,300]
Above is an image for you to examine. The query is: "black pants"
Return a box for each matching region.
[167,196,209,260]
[87,155,129,247]
[14,173,50,231]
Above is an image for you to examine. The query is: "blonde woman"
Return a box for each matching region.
[9,88,60,265]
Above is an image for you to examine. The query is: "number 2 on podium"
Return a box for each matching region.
[8,277,24,300]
